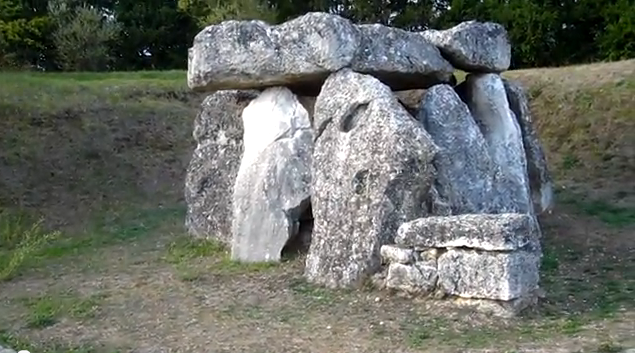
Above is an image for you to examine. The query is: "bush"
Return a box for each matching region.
[0,209,59,281]
[47,0,121,71]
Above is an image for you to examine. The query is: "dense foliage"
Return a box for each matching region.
[1,0,634,71]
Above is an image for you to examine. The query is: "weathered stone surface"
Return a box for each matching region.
[396,213,540,251]
[188,13,359,94]
[503,79,555,214]
[231,87,313,262]
[185,90,259,244]
[380,245,416,264]
[385,261,438,294]
[418,84,499,214]
[304,69,438,288]
[438,249,540,301]
[451,291,539,318]
[352,24,454,90]
[421,20,511,72]
[188,12,454,94]
[459,73,533,214]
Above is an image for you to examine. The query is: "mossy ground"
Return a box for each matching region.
[1,61,634,353]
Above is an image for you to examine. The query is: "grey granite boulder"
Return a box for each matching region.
[396,213,540,251]
[503,79,554,214]
[352,24,454,91]
[437,249,540,301]
[185,90,259,244]
[421,20,511,72]
[459,73,533,214]
[188,12,454,94]
[231,87,313,262]
[304,69,438,288]
[417,84,498,214]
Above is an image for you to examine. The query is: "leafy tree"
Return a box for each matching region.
[112,0,200,70]
[179,0,278,26]
[0,0,52,69]
[48,0,121,71]
[598,0,635,61]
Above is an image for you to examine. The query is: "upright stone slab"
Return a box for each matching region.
[459,73,533,214]
[503,79,554,214]
[417,84,498,214]
[305,69,438,288]
[185,90,259,244]
[232,87,313,263]
[421,20,511,72]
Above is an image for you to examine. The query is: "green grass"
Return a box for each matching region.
[20,292,106,329]
[0,330,119,353]
[164,236,282,280]
[0,209,60,281]
[556,189,635,227]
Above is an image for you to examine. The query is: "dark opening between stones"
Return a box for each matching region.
[340,103,369,133]
[281,201,313,260]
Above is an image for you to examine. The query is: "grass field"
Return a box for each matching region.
[0,60,634,353]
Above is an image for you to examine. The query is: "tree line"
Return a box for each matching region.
[1,0,634,72]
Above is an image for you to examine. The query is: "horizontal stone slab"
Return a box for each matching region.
[188,12,454,94]
[437,249,540,301]
[420,20,511,72]
[396,213,539,251]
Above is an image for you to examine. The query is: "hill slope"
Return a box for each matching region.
[0,61,634,353]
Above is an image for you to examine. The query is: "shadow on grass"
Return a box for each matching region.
[535,190,634,323]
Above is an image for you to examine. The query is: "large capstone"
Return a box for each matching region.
[188,12,454,94]
[304,69,438,288]
[421,20,511,72]
[185,90,259,244]
[231,87,313,262]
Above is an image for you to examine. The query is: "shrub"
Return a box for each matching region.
[0,209,59,281]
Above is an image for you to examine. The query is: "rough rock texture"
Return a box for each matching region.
[396,213,540,251]
[503,78,554,214]
[451,292,539,318]
[231,87,313,262]
[380,245,416,264]
[188,12,453,94]
[352,24,454,90]
[185,90,259,244]
[418,84,498,214]
[459,73,533,214]
[304,69,438,288]
[437,249,540,301]
[421,20,511,72]
[385,261,438,294]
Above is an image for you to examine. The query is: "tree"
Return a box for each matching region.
[179,0,278,26]
[48,0,121,71]
[0,0,52,69]
[112,0,200,70]
[598,0,635,61]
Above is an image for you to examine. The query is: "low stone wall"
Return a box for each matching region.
[377,213,542,317]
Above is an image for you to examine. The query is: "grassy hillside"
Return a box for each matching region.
[0,61,634,353]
